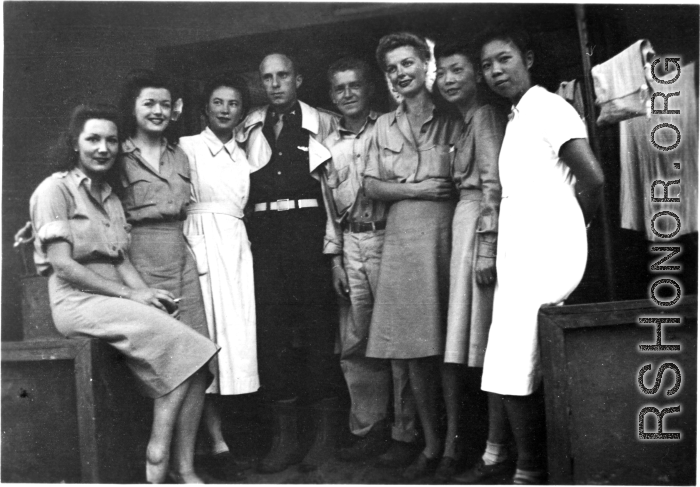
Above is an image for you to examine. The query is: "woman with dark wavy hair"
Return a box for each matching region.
[178,73,258,480]
[117,69,216,483]
[30,104,218,484]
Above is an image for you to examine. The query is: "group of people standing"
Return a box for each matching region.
[28,22,604,485]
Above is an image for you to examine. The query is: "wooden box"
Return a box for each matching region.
[539,295,697,484]
[2,338,152,483]
[20,275,63,340]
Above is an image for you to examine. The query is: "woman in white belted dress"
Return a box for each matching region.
[179,74,259,477]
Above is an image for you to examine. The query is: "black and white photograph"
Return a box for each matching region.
[1,1,698,484]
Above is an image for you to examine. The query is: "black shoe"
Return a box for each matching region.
[452,458,514,484]
[337,428,391,462]
[376,440,421,468]
[434,456,460,481]
[402,453,440,481]
[257,399,304,474]
[299,397,341,472]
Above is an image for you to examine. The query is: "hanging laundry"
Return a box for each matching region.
[619,61,698,241]
[556,79,587,133]
[592,39,656,125]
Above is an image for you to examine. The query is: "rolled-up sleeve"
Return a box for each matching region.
[30,179,73,249]
[29,178,73,274]
[474,106,505,257]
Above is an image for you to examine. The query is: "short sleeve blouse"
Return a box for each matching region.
[117,138,192,223]
[30,167,131,275]
[364,102,462,184]
[499,86,588,200]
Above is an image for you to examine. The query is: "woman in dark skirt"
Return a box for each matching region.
[364,32,462,480]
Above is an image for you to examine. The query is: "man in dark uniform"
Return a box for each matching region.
[237,52,342,473]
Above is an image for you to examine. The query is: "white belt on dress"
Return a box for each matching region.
[186,202,243,219]
[253,198,319,212]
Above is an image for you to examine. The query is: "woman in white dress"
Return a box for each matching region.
[475,25,604,484]
[179,74,259,478]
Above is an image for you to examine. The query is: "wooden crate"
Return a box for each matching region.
[20,275,63,340]
[2,338,152,483]
[539,295,697,485]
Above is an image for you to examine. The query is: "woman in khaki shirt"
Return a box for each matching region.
[364,32,462,480]
[30,104,218,484]
[116,70,214,482]
[432,40,507,481]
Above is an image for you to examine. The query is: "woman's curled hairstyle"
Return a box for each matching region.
[118,69,180,143]
[375,32,431,72]
[55,103,120,172]
[200,72,251,120]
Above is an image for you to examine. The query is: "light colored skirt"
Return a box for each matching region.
[481,191,587,395]
[49,261,219,398]
[444,193,496,366]
[185,206,259,395]
[366,199,454,359]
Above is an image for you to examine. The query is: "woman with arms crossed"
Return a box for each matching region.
[364,32,461,481]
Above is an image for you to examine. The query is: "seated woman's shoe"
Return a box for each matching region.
[402,453,440,481]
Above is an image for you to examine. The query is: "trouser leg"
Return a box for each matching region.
[340,232,391,437]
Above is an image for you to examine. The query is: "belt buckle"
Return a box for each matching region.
[276,199,291,211]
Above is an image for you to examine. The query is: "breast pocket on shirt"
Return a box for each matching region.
[417,143,454,180]
[378,140,403,180]
[176,168,191,185]
[124,177,157,211]
[329,165,354,214]
[68,199,102,257]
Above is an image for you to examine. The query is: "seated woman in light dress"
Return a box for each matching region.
[475,24,604,485]
[29,104,218,484]
[179,73,259,480]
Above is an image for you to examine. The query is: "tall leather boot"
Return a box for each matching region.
[299,397,341,472]
[257,398,305,474]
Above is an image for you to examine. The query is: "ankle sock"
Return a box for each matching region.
[482,441,508,466]
[513,468,546,484]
